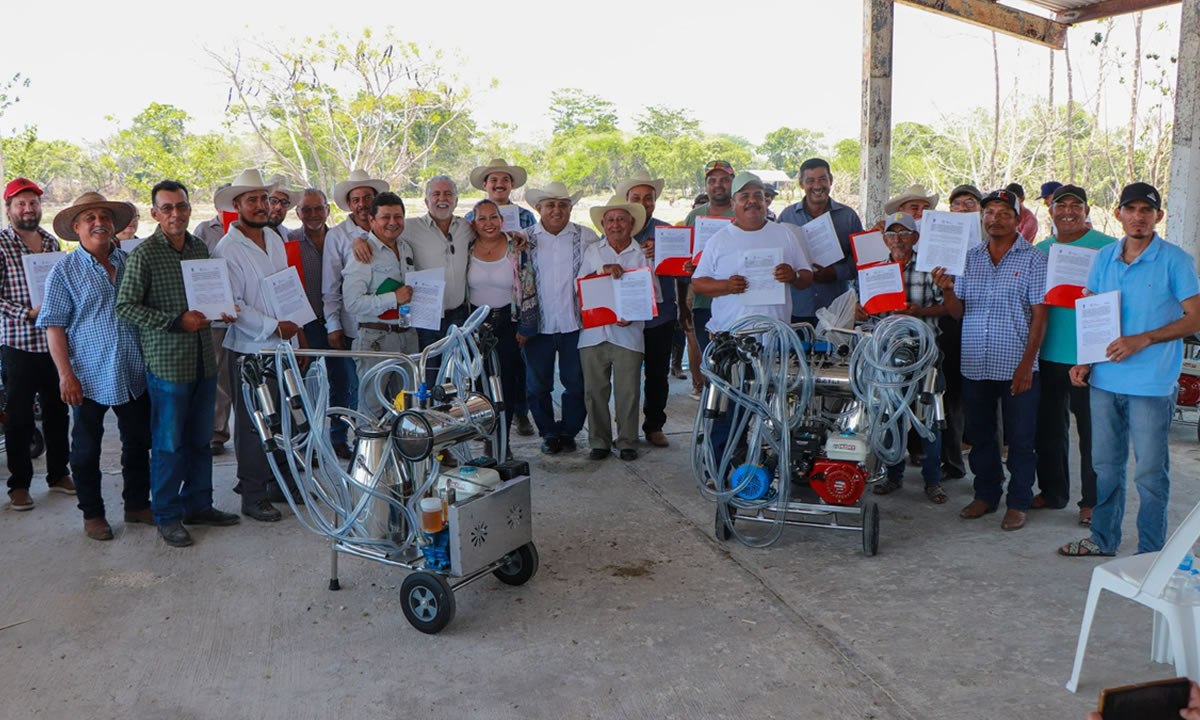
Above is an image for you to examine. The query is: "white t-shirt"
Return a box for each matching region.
[693,222,811,333]
[576,240,650,353]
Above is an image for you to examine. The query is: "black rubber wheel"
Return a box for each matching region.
[492,542,539,586]
[715,504,735,541]
[862,500,880,557]
[400,572,456,634]
[27,428,44,459]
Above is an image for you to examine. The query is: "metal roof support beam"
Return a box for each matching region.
[897,0,1068,49]
[1056,0,1181,24]
[860,0,894,225]
[1166,0,1199,264]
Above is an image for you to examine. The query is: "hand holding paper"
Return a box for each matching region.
[1075,291,1121,365]
[915,211,973,275]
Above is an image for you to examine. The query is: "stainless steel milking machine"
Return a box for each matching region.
[691,314,942,555]
[240,306,537,634]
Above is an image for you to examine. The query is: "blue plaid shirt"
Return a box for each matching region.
[37,246,146,405]
[954,235,1047,381]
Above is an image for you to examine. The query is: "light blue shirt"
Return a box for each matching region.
[1087,234,1199,397]
[37,246,146,406]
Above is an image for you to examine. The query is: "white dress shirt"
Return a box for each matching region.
[530,222,600,334]
[322,216,371,337]
[344,233,415,324]
[694,222,811,333]
[213,223,296,353]
[577,240,651,353]
[401,214,472,312]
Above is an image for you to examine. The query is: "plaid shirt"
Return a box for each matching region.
[37,246,146,405]
[954,236,1047,381]
[0,225,60,352]
[115,227,218,383]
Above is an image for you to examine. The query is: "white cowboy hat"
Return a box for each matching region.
[214,169,273,213]
[469,159,528,191]
[332,169,390,212]
[52,191,134,241]
[525,181,583,209]
[614,170,665,200]
[589,195,646,237]
[883,184,939,215]
[266,174,304,207]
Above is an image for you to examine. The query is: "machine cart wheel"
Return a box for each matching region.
[401,572,457,634]
[861,501,880,556]
[492,542,539,586]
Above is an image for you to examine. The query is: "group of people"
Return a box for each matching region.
[2,154,1195,559]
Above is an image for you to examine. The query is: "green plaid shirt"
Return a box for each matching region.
[115,227,218,383]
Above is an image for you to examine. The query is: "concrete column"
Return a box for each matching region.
[1166,0,1200,265]
[859,0,894,224]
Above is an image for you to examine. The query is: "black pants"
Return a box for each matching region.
[71,393,151,519]
[2,346,69,491]
[642,322,674,434]
[484,310,521,446]
[937,316,966,474]
[1035,358,1096,508]
[229,352,293,503]
[417,304,471,387]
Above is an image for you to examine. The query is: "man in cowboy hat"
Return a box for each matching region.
[778,157,865,325]
[321,169,388,458]
[0,177,73,511]
[117,180,241,548]
[617,170,674,448]
[579,196,651,462]
[882,184,938,220]
[265,174,301,238]
[467,158,536,437]
[38,193,150,540]
[519,181,600,455]
[213,168,304,523]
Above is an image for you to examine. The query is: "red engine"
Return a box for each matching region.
[808,458,869,506]
[1179,374,1200,407]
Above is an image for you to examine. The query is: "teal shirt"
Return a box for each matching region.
[1034,228,1118,364]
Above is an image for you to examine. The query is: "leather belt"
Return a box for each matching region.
[358,322,410,333]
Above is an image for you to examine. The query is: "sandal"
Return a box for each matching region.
[924,485,948,504]
[873,478,902,495]
[1078,507,1093,526]
[1058,538,1114,557]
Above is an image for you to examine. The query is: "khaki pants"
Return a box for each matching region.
[580,342,643,451]
[212,326,232,445]
[353,327,418,418]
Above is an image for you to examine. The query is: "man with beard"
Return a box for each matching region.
[0,178,73,511]
[213,169,303,523]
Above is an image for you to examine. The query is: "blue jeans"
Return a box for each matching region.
[71,393,151,519]
[693,308,712,354]
[304,321,351,446]
[522,331,586,439]
[962,375,1040,510]
[146,372,217,524]
[1089,388,1174,554]
[886,426,943,487]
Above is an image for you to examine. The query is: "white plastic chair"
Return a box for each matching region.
[1066,500,1200,693]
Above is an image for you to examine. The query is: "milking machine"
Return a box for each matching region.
[239,306,537,634]
[691,314,941,555]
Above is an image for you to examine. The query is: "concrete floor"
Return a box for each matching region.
[2,382,1198,719]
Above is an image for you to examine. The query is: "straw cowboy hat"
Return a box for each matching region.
[469,159,528,191]
[52,191,134,241]
[883,184,939,215]
[266,174,304,207]
[525,181,583,208]
[214,169,273,213]
[614,170,664,199]
[589,195,646,237]
[332,169,390,212]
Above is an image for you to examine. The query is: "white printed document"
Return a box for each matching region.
[262,266,317,327]
[613,267,655,321]
[1076,291,1121,365]
[498,205,521,233]
[118,238,144,254]
[1044,243,1098,307]
[914,210,973,275]
[404,267,446,331]
[180,258,236,320]
[799,212,844,268]
[652,226,693,276]
[850,230,891,267]
[857,262,907,314]
[738,247,785,306]
[21,252,65,308]
[693,216,733,258]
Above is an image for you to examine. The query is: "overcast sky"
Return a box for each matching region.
[1,0,1183,149]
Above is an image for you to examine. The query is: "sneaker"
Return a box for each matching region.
[183,507,241,526]
[7,488,33,511]
[689,387,703,401]
[514,414,536,437]
[157,521,194,547]
[241,498,283,522]
[48,476,76,495]
[84,517,114,541]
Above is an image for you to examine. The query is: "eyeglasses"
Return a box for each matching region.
[883,231,915,239]
[268,197,292,207]
[950,199,979,210]
[154,202,191,215]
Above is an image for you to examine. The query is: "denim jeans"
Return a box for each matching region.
[886,427,943,487]
[522,331,586,440]
[71,393,151,520]
[303,320,351,446]
[146,371,217,524]
[693,309,713,355]
[1089,387,1174,554]
[962,375,1040,510]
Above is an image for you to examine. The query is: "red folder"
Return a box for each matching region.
[1044,284,1086,308]
[859,262,908,315]
[653,226,694,276]
[575,271,658,329]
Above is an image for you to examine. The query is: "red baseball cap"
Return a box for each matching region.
[4,178,42,202]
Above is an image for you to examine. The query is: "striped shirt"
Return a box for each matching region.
[0,225,60,352]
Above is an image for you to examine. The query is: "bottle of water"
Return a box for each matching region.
[397,304,411,328]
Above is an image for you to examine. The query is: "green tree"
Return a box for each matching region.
[548,88,618,135]
[0,126,86,198]
[546,131,631,194]
[634,106,700,141]
[757,127,825,174]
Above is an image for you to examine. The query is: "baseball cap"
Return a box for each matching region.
[1051,184,1088,205]
[1005,182,1026,200]
[1039,181,1063,199]
[4,177,42,201]
[949,184,982,202]
[731,171,764,195]
[980,189,1020,214]
[1118,182,1162,210]
[763,184,778,197]
[883,212,917,233]
[704,160,734,177]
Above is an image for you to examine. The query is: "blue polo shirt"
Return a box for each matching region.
[1087,234,1199,397]
[777,197,864,317]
